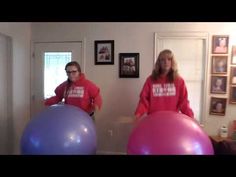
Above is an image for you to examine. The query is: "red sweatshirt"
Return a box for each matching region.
[135,75,194,118]
[45,73,102,114]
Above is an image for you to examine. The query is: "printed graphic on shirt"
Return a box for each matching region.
[67,87,84,98]
[152,83,176,97]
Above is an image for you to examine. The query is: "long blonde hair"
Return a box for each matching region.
[151,49,179,82]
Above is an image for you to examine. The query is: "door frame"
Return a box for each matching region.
[0,33,13,154]
[154,32,209,124]
[32,39,86,72]
[30,39,86,118]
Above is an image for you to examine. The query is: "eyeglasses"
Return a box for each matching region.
[66,70,78,74]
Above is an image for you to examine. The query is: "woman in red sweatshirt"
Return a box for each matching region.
[45,61,102,118]
[134,49,194,123]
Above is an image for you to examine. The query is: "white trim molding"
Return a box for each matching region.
[154,31,209,125]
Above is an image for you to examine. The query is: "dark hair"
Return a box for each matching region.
[64,61,81,98]
[65,61,81,73]
[151,49,179,82]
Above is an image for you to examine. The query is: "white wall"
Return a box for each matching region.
[31,22,236,153]
[0,23,31,154]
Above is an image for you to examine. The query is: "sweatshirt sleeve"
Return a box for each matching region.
[134,77,151,117]
[44,83,65,106]
[177,78,194,118]
[88,81,102,110]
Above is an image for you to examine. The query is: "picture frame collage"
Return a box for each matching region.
[94,40,139,78]
[230,46,236,104]
[210,35,229,116]
[210,35,236,116]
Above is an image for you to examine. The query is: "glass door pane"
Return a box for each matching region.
[44,52,71,99]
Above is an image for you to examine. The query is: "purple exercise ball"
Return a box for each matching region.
[127,111,214,155]
[21,104,97,155]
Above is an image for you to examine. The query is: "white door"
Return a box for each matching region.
[31,42,84,118]
[161,39,205,122]
[155,32,208,123]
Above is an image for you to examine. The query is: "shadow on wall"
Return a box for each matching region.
[96,118,133,154]
[95,82,138,154]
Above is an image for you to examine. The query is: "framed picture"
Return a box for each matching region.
[229,86,236,104]
[210,76,227,94]
[119,53,139,78]
[95,40,114,65]
[210,97,227,116]
[212,35,229,54]
[230,66,236,85]
[231,45,236,65]
[211,56,228,74]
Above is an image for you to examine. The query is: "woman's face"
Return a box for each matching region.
[216,102,223,112]
[233,47,236,55]
[160,56,172,74]
[66,65,80,82]
[219,38,226,47]
[217,60,224,67]
[215,78,223,87]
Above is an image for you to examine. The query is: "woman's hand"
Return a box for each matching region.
[133,114,142,127]
[94,105,99,114]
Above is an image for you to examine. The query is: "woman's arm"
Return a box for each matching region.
[177,78,194,118]
[134,77,151,120]
[44,84,65,106]
[88,81,102,111]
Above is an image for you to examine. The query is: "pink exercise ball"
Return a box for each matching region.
[127,111,214,155]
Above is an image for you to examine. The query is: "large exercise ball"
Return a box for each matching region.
[21,104,97,155]
[127,111,214,155]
